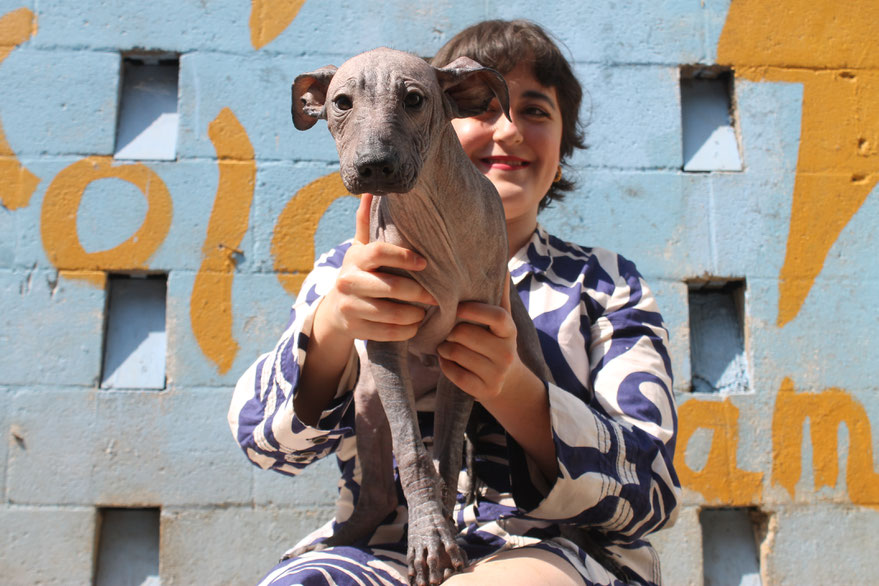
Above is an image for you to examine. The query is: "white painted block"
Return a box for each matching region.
[101,276,167,390]
[115,59,179,161]
[682,75,743,172]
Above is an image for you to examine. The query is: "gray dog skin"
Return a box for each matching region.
[290,48,550,585]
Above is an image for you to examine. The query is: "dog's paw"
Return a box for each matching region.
[406,506,466,585]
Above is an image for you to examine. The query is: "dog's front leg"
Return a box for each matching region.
[368,341,465,586]
[432,378,474,518]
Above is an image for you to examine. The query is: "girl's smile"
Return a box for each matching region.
[480,156,531,171]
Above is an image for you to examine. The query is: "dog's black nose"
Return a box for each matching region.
[356,157,397,180]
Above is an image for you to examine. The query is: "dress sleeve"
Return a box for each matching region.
[515,248,680,544]
[227,243,359,476]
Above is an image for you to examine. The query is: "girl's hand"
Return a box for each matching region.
[320,193,437,344]
[436,273,525,403]
[438,274,558,481]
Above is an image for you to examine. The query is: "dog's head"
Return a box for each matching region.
[292,47,509,195]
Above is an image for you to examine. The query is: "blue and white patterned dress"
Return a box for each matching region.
[229,225,680,585]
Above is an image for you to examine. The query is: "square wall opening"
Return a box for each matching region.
[114,54,179,161]
[681,66,742,172]
[701,508,768,586]
[94,507,160,586]
[101,273,167,390]
[688,279,750,394]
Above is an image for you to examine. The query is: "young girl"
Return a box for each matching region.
[230,19,679,586]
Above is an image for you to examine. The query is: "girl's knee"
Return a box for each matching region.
[443,547,585,586]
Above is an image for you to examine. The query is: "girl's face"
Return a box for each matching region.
[451,63,564,233]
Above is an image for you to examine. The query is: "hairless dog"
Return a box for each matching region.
[290,48,550,585]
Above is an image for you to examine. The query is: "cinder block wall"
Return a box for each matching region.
[1,1,877,584]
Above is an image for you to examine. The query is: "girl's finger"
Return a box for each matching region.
[456,301,515,338]
[438,340,497,383]
[500,271,511,313]
[339,268,437,306]
[354,241,430,274]
[354,193,373,244]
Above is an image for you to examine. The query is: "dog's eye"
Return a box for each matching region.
[333,95,353,111]
[403,92,423,109]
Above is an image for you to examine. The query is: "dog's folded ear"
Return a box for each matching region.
[291,65,338,130]
[434,57,511,121]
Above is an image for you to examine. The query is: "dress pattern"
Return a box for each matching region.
[229,225,680,585]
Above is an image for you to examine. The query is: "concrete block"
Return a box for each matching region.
[766,505,879,584]
[735,80,804,177]
[706,171,794,281]
[0,269,104,386]
[244,0,485,58]
[161,505,335,585]
[746,272,879,395]
[0,49,119,156]
[32,0,250,53]
[90,388,253,506]
[166,271,293,388]
[6,389,98,504]
[487,0,705,65]
[652,505,702,586]
[7,158,207,272]
[650,279,691,394]
[575,64,683,170]
[675,393,773,508]
[177,52,338,162]
[541,171,711,281]
[144,160,245,273]
[249,162,355,272]
[0,505,97,586]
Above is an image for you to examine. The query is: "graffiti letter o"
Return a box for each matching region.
[41,156,172,270]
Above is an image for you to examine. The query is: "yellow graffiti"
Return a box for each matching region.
[675,399,764,505]
[40,157,172,271]
[0,7,39,210]
[773,378,879,508]
[190,108,256,374]
[60,270,107,289]
[249,0,306,50]
[718,1,879,327]
[272,172,350,296]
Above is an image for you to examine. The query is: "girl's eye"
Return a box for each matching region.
[525,106,550,118]
[334,95,353,111]
[404,92,424,109]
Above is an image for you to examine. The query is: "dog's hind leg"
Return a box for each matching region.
[287,379,397,557]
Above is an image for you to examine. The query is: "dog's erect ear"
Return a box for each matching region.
[291,65,338,130]
[434,57,511,121]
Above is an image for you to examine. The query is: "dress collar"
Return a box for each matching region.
[509,224,552,277]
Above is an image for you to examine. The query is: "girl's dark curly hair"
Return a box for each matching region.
[432,19,586,211]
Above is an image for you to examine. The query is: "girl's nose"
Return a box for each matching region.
[492,114,523,145]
